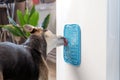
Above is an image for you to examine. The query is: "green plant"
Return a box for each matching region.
[17,6,39,26]
[3,5,50,39]
[5,17,27,38]
[42,14,50,29]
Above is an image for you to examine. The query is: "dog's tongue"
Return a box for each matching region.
[63,38,68,46]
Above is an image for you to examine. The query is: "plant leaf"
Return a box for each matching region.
[29,5,36,18]
[4,26,21,36]
[13,26,27,38]
[4,25,27,38]
[25,32,30,37]
[17,10,26,26]
[29,11,39,26]
[42,14,50,29]
[24,9,29,23]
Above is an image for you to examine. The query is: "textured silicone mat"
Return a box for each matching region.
[64,24,81,66]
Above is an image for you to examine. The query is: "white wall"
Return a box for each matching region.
[107,0,120,80]
[36,2,56,34]
[57,0,107,80]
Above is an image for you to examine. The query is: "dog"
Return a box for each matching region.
[0,25,68,80]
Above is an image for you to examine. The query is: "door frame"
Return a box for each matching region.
[107,0,120,80]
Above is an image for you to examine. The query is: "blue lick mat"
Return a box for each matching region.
[64,24,81,66]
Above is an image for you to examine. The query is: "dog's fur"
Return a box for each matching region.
[0,25,65,80]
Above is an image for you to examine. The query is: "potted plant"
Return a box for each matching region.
[2,5,50,43]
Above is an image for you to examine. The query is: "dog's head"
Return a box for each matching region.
[24,25,68,54]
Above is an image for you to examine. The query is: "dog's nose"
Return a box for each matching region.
[60,37,68,46]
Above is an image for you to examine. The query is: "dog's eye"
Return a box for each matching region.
[43,29,48,32]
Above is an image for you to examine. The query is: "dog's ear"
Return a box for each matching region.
[23,25,35,33]
[23,25,43,36]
